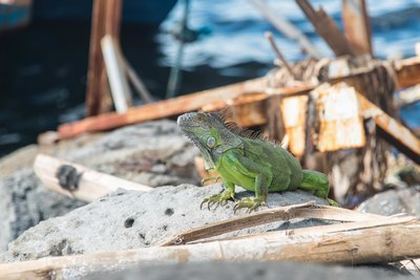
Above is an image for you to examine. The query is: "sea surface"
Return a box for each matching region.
[0,0,419,156]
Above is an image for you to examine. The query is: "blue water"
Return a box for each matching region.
[160,0,420,67]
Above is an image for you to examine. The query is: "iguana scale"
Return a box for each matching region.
[177,112,336,211]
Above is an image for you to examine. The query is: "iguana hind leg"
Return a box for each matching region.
[299,170,339,206]
[200,181,235,210]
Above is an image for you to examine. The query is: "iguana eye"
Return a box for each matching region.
[206,136,216,148]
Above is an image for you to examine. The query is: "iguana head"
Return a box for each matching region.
[177,112,243,169]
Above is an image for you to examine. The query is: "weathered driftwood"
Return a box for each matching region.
[33,154,151,202]
[0,217,417,280]
[342,0,372,56]
[57,56,420,140]
[86,0,122,116]
[160,202,385,246]
[101,35,132,113]
[296,0,355,56]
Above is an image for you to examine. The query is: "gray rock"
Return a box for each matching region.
[0,120,200,253]
[4,184,328,262]
[357,188,420,217]
[0,169,84,251]
[62,120,200,187]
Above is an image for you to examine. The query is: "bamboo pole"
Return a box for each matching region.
[0,218,418,280]
[33,154,152,202]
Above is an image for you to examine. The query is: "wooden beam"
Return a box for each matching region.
[86,0,123,116]
[394,56,420,88]
[59,77,267,138]
[101,35,132,113]
[0,218,418,279]
[33,154,151,202]
[57,56,420,139]
[358,94,420,162]
[342,0,373,56]
[296,0,355,56]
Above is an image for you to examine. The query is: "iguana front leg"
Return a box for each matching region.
[233,173,269,213]
[222,151,272,213]
[200,181,236,210]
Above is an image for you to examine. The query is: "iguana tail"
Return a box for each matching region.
[299,170,339,206]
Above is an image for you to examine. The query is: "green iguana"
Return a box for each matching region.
[177,112,337,212]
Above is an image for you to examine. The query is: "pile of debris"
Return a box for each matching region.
[0,0,419,279]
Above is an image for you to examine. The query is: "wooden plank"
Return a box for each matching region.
[280,96,308,156]
[33,154,152,202]
[0,219,418,279]
[342,0,373,55]
[313,83,366,152]
[101,35,132,113]
[394,56,420,88]
[85,0,123,116]
[358,94,420,161]
[296,0,355,56]
[160,202,385,246]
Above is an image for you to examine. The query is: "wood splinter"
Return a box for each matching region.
[265,31,298,79]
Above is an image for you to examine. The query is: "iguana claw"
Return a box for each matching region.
[233,197,266,214]
[200,190,235,210]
